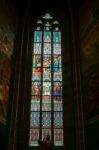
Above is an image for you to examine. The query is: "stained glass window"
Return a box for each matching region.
[29,13,63,147]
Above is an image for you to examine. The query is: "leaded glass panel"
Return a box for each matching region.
[42,129,51,140]
[44,43,51,54]
[42,112,51,128]
[53,32,61,43]
[54,112,63,127]
[54,129,63,146]
[34,31,42,42]
[29,129,39,146]
[31,100,40,111]
[30,112,40,127]
[43,68,51,81]
[32,71,41,82]
[43,82,51,95]
[53,43,61,54]
[44,31,51,42]
[29,12,63,147]
[34,43,41,54]
[33,55,41,67]
[43,55,51,67]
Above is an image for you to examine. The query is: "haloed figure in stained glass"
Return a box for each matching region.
[53,56,60,72]
[29,12,63,147]
[54,82,61,101]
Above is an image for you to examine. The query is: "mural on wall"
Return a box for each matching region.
[80,2,99,121]
[0,26,14,124]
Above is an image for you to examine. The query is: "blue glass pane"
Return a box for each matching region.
[42,112,51,128]
[34,31,42,42]
[53,82,62,99]
[44,43,51,54]
[43,82,51,95]
[30,112,40,127]
[53,32,61,43]
[54,112,63,127]
[34,43,41,54]
[43,55,51,67]
[53,44,61,54]
[43,68,51,81]
[44,31,51,42]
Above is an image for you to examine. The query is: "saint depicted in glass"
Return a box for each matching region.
[29,13,63,147]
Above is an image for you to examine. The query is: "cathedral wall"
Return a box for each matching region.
[0,0,18,149]
[79,0,99,149]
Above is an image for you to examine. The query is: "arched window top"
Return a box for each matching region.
[34,13,60,31]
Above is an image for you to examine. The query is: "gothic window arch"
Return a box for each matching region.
[29,12,64,147]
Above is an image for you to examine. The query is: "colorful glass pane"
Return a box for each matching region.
[53,32,61,43]
[31,100,40,111]
[54,102,63,111]
[34,43,41,54]
[54,129,63,146]
[54,112,63,127]
[43,68,51,81]
[54,68,62,81]
[42,129,51,140]
[34,31,42,42]
[42,112,51,128]
[44,43,51,54]
[33,55,41,67]
[43,55,51,67]
[42,95,51,102]
[53,55,61,70]
[31,82,41,99]
[31,95,40,101]
[44,32,51,42]
[30,112,40,127]
[32,71,41,81]
[53,82,62,100]
[42,103,51,111]
[53,44,61,54]
[43,82,51,95]
[29,129,39,146]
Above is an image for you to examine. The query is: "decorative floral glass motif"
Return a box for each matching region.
[30,112,40,127]
[42,112,51,128]
[29,12,63,147]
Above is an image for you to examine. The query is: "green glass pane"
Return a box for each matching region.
[33,55,41,67]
